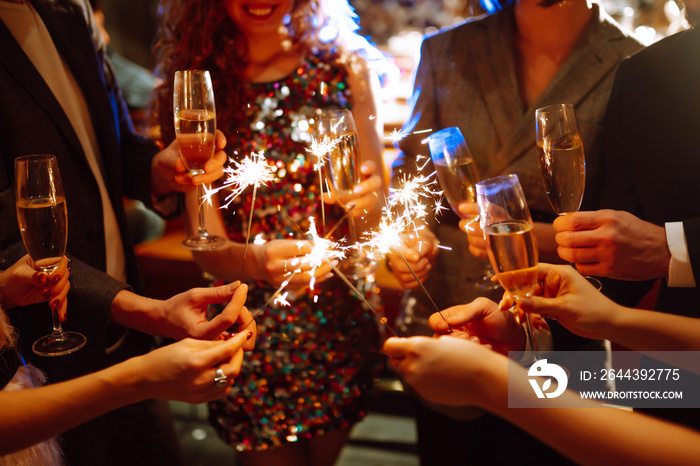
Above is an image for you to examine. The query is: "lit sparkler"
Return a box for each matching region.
[202,150,277,275]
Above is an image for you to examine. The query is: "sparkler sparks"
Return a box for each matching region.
[204,150,277,209]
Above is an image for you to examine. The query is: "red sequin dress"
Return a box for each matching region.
[207,51,381,451]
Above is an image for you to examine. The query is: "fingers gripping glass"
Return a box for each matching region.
[535,103,601,290]
[427,127,498,290]
[15,154,86,356]
[174,70,225,251]
[476,174,540,357]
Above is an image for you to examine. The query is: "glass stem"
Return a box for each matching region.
[348,215,360,257]
[51,305,65,338]
[196,184,207,235]
[524,312,539,358]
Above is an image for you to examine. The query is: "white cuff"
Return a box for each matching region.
[666,222,695,287]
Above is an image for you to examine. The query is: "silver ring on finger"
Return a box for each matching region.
[213,368,228,388]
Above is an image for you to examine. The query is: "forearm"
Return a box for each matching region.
[493,387,700,464]
[486,360,700,465]
[601,307,700,352]
[109,289,170,338]
[0,361,145,455]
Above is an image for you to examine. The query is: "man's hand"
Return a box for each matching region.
[151,130,227,196]
[553,210,670,280]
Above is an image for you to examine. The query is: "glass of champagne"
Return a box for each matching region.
[476,174,542,357]
[316,107,377,279]
[174,70,225,251]
[535,103,601,289]
[15,154,86,357]
[427,127,499,290]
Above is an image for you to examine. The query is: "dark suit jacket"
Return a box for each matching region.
[599,26,700,315]
[599,26,700,431]
[0,2,181,464]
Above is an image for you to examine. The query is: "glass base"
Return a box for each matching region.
[33,331,86,357]
[338,255,378,280]
[181,233,226,251]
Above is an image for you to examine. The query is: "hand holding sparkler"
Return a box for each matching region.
[249,239,335,289]
[428,297,527,356]
[385,228,440,290]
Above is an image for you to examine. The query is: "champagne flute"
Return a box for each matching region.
[535,103,601,289]
[316,107,377,279]
[427,127,499,291]
[476,174,544,358]
[174,70,225,251]
[15,154,86,357]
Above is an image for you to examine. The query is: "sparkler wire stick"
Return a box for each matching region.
[240,183,258,277]
[284,214,398,336]
[327,261,398,337]
[322,203,356,239]
[393,246,452,332]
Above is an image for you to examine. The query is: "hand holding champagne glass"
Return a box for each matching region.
[15,154,86,356]
[317,107,377,279]
[535,103,601,289]
[427,126,498,290]
[174,70,225,251]
[476,174,546,358]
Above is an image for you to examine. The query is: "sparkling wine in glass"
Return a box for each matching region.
[317,107,377,279]
[427,126,499,290]
[476,174,545,358]
[536,103,601,289]
[174,70,225,251]
[15,154,86,357]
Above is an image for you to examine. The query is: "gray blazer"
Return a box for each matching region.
[392,6,644,336]
[395,4,644,216]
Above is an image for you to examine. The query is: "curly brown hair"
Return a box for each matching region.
[150,0,343,145]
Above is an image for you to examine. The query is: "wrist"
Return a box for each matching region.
[101,356,149,405]
[475,352,510,413]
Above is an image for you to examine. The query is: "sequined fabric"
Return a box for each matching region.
[208,51,382,451]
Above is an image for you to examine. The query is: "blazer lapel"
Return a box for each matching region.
[0,20,84,159]
[30,0,115,183]
[484,5,632,177]
[471,11,524,178]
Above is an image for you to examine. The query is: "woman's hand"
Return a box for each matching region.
[0,255,70,321]
[324,161,382,217]
[252,239,334,288]
[457,202,488,259]
[383,335,503,407]
[161,281,256,345]
[429,297,526,355]
[385,228,439,289]
[151,129,228,196]
[517,263,621,340]
[134,331,252,404]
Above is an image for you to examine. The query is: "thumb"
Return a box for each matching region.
[201,281,242,306]
[518,296,560,320]
[201,284,249,339]
[201,331,252,367]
